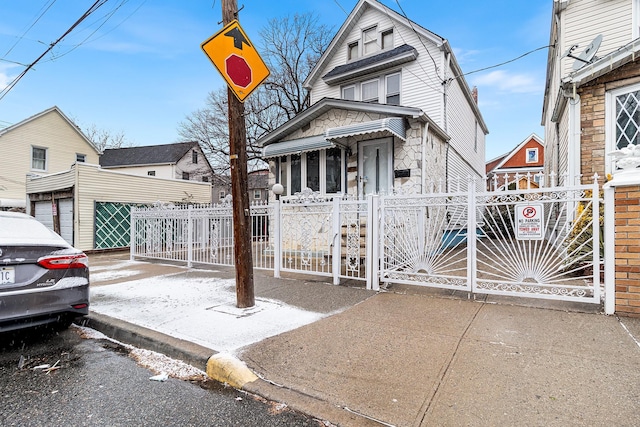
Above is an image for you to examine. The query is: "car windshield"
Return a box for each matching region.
[0,214,65,245]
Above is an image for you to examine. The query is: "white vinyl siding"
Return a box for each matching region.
[310,7,444,124]
[0,109,99,202]
[445,77,485,177]
[563,0,632,77]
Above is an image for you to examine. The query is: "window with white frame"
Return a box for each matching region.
[361,79,379,103]
[607,83,640,173]
[76,153,86,163]
[219,190,226,200]
[381,29,393,50]
[192,150,198,164]
[526,148,538,163]
[363,26,378,55]
[277,147,344,196]
[342,85,356,101]
[31,146,47,171]
[348,41,359,61]
[385,73,400,105]
[254,189,261,199]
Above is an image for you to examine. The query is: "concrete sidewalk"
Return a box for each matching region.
[86,252,640,427]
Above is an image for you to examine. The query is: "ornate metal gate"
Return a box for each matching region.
[380,176,602,304]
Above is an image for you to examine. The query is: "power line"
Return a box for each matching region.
[47,0,147,62]
[0,0,110,102]
[2,0,58,58]
[459,45,552,77]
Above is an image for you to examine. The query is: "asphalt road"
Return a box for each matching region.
[0,325,319,427]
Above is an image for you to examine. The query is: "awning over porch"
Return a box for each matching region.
[262,134,337,158]
[325,117,406,142]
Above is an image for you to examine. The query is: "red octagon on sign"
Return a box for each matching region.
[225,54,252,88]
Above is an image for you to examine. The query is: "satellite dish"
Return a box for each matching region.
[563,34,603,71]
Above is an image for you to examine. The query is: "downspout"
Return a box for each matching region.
[443,51,451,191]
[421,122,430,194]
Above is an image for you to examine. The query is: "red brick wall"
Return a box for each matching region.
[577,58,640,183]
[614,185,640,317]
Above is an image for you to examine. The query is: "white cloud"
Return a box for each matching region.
[0,64,18,91]
[453,47,481,65]
[472,69,543,94]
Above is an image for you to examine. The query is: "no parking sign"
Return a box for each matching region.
[515,203,544,240]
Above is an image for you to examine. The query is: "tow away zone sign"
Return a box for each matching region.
[515,203,544,240]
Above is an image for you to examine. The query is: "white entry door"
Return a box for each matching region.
[358,138,393,196]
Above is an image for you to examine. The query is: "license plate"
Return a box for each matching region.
[0,267,15,284]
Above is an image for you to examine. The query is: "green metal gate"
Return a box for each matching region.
[95,202,147,249]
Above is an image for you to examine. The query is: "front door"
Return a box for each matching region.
[359,138,393,196]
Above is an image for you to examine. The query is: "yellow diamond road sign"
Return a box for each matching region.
[201,20,270,102]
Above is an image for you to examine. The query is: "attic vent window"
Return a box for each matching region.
[381,29,393,50]
[76,153,86,163]
[192,150,198,164]
[348,41,359,61]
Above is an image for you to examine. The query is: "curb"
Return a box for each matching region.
[79,313,216,371]
[80,313,385,426]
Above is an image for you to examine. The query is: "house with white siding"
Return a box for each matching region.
[0,106,100,209]
[258,0,488,198]
[542,0,640,183]
[99,142,214,183]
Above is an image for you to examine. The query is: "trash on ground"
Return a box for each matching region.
[149,372,169,382]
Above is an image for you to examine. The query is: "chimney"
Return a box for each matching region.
[471,86,478,104]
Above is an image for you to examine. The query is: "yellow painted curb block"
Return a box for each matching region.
[206,353,258,389]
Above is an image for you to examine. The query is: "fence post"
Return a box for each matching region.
[603,183,615,315]
[130,207,136,261]
[467,178,477,293]
[187,205,193,268]
[273,199,281,278]
[368,194,380,291]
[332,197,341,285]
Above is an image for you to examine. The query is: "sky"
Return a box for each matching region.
[0,0,551,162]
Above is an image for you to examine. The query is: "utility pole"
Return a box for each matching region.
[222,0,255,308]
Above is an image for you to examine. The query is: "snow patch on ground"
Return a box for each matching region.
[89,275,325,354]
[90,269,142,282]
[73,325,206,381]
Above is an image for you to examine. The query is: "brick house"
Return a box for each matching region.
[542,0,640,316]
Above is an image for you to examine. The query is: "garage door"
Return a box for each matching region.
[34,199,73,245]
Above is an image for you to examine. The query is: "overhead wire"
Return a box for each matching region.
[0,0,110,102]
[332,0,444,94]
[46,0,142,62]
[334,0,550,93]
[2,0,58,58]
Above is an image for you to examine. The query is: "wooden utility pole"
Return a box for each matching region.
[222,0,255,308]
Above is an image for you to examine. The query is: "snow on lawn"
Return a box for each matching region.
[90,269,142,282]
[90,275,324,354]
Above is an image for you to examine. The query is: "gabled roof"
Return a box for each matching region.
[303,0,487,134]
[0,106,100,155]
[257,97,449,148]
[100,141,201,168]
[486,133,544,174]
[304,0,445,90]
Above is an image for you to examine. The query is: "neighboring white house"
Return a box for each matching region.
[0,106,100,209]
[259,0,488,198]
[99,141,214,183]
[542,0,640,183]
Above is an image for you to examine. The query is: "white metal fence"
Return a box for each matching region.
[130,174,604,305]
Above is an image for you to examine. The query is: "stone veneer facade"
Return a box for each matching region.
[266,108,446,199]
